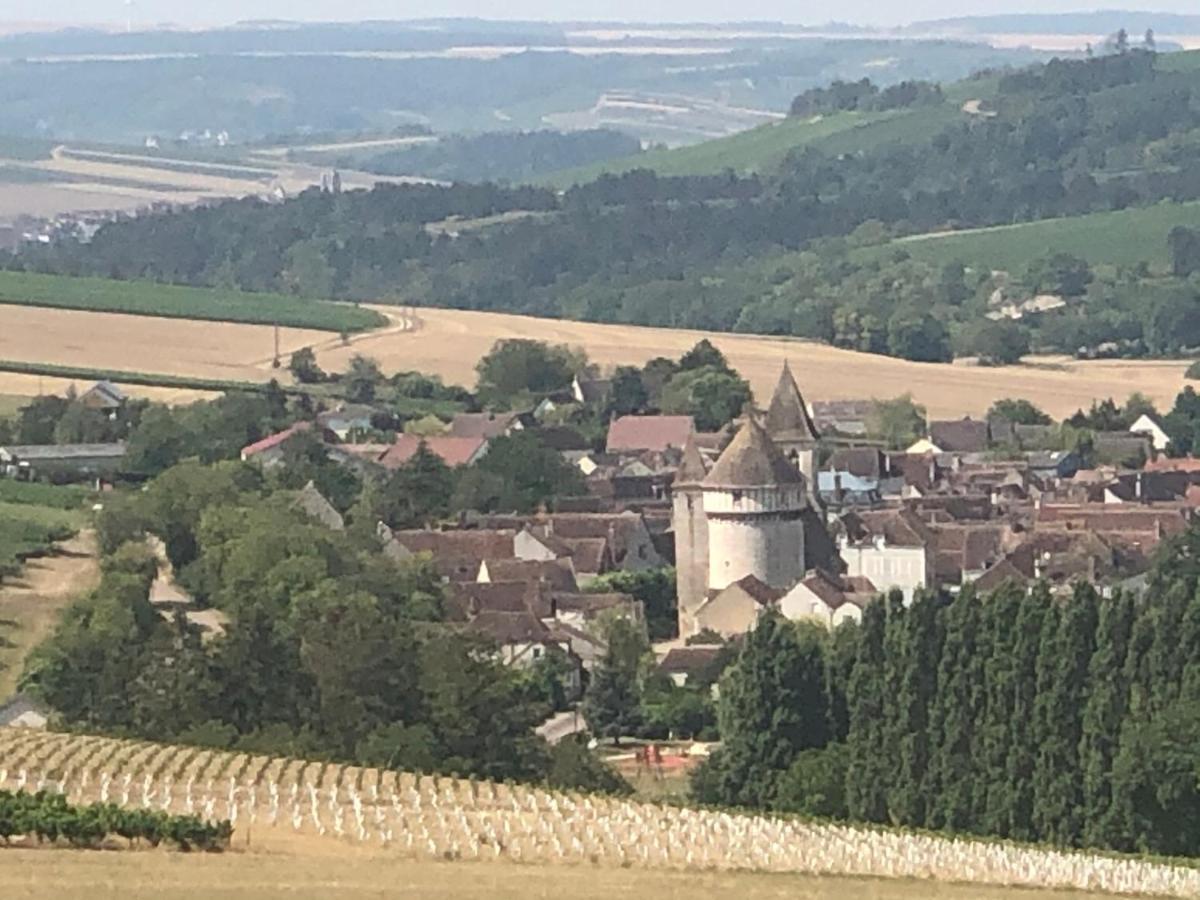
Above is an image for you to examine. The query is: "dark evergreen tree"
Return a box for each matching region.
[1080,591,1134,849]
[844,599,889,822]
[925,591,980,831]
[713,615,831,808]
[1005,585,1049,840]
[978,585,1022,837]
[1032,584,1098,846]
[886,591,943,827]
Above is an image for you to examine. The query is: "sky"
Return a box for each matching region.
[7,2,1200,30]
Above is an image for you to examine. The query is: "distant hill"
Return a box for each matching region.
[911,11,1200,35]
[13,47,1200,367]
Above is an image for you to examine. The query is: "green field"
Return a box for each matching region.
[0,481,92,512]
[0,500,83,577]
[859,201,1200,271]
[0,271,386,333]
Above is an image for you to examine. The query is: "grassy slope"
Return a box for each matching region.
[859,201,1200,271]
[544,77,996,185]
[0,271,386,333]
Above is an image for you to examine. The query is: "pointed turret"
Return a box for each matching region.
[764,361,819,445]
[675,433,709,486]
[704,416,804,488]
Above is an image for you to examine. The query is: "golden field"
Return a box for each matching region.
[319,307,1193,421]
[0,849,1116,900]
[3,302,1193,418]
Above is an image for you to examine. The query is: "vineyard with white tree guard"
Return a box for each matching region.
[2,727,1199,896]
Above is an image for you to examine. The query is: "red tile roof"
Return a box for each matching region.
[379,435,488,469]
[240,421,311,459]
[606,415,694,453]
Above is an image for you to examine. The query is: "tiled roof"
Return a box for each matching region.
[606,415,695,453]
[674,434,709,485]
[728,574,785,607]
[1,442,126,461]
[704,418,803,488]
[391,529,516,560]
[240,421,310,458]
[379,435,487,469]
[827,448,887,479]
[929,418,989,454]
[466,610,555,645]
[657,646,724,676]
[448,412,522,439]
[764,363,819,443]
[483,558,578,592]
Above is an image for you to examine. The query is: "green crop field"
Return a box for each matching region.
[0,271,386,332]
[858,201,1200,272]
[0,480,92,512]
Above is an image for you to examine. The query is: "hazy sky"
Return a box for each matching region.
[8,1,1200,30]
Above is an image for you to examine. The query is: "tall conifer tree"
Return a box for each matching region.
[845,599,889,822]
[1032,584,1098,846]
[1080,591,1134,849]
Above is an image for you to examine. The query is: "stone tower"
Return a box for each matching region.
[701,417,808,599]
[672,435,710,637]
[764,361,820,492]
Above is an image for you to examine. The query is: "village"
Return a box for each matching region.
[2,361,1191,718]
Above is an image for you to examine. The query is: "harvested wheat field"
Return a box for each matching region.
[0,305,327,382]
[0,850,1117,900]
[316,308,1192,421]
[0,374,214,406]
[6,302,1193,418]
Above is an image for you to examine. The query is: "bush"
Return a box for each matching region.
[0,790,231,851]
[1186,360,1200,380]
[546,737,633,796]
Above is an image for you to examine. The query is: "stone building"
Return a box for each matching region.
[674,410,809,637]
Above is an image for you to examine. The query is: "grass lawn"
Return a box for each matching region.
[858,200,1200,272]
[0,271,385,333]
[0,394,26,418]
[0,848,1112,900]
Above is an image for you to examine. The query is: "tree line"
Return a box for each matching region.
[0,791,231,851]
[698,522,1200,857]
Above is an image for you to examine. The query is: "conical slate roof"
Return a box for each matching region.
[675,434,709,485]
[764,362,819,444]
[703,417,804,488]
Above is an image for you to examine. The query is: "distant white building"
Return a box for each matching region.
[1129,413,1170,453]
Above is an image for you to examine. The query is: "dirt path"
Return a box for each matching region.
[0,530,100,701]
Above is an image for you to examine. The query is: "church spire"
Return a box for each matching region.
[764,361,819,444]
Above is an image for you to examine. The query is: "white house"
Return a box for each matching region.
[837,510,932,605]
[1129,414,1170,453]
[780,569,877,627]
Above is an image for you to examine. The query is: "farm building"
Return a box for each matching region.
[0,442,126,482]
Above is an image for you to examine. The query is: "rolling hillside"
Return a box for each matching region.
[545,76,999,183]
[860,201,1200,271]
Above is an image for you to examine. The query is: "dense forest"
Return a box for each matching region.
[344,129,643,183]
[698,527,1200,857]
[10,50,1200,363]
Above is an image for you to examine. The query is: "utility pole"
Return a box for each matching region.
[272,322,281,368]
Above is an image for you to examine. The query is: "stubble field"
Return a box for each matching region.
[0,850,1119,900]
[318,307,1192,421]
[3,303,1192,419]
